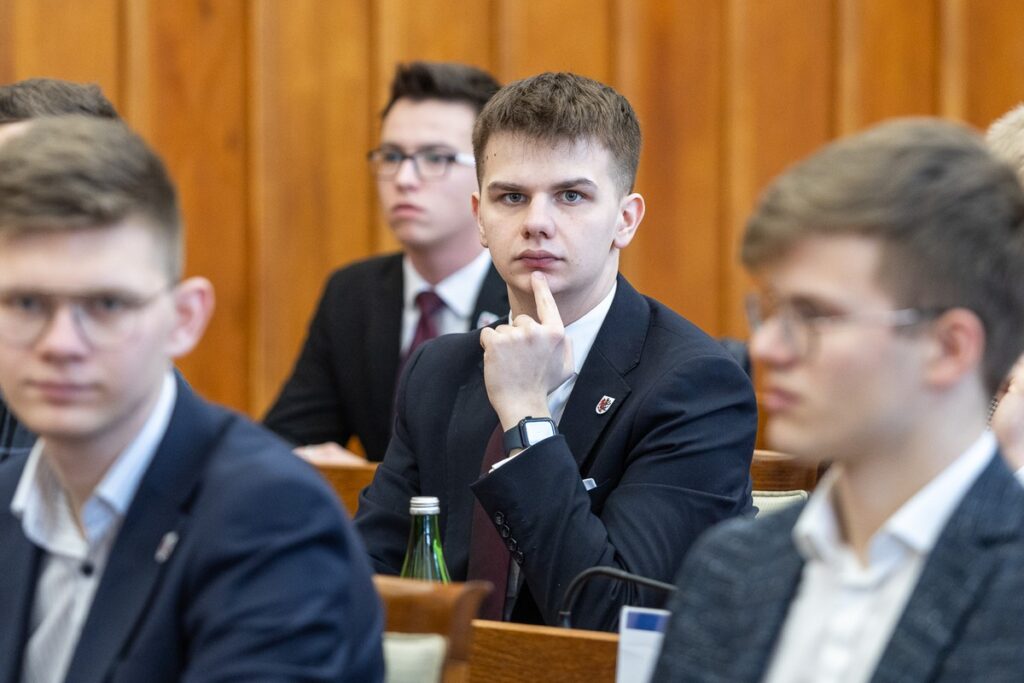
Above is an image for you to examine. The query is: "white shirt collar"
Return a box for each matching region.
[11,372,177,550]
[402,250,493,319]
[794,430,997,566]
[563,282,617,376]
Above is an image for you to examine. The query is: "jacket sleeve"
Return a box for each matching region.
[470,353,757,630]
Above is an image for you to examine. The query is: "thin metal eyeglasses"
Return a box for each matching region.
[744,294,945,360]
[367,147,475,179]
[0,285,173,350]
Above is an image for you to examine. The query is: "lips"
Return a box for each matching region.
[389,203,424,218]
[760,385,799,413]
[27,380,97,404]
[515,250,561,269]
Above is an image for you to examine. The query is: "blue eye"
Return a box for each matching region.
[502,193,525,204]
[561,190,584,203]
[380,150,405,164]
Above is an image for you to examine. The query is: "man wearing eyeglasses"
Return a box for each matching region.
[0,117,383,682]
[654,119,1024,681]
[264,61,508,463]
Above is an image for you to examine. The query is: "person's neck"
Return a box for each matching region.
[405,239,484,286]
[42,384,164,520]
[510,271,617,326]
[832,394,988,564]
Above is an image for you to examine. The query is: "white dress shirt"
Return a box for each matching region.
[400,250,495,353]
[11,373,177,683]
[762,430,997,683]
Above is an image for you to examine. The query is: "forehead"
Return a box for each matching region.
[753,234,893,307]
[0,219,169,290]
[480,133,615,188]
[380,99,476,149]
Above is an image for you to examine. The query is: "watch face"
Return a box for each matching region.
[524,420,557,443]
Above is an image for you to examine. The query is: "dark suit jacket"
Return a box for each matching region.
[264,252,509,461]
[0,395,35,463]
[653,453,1024,683]
[355,276,757,631]
[0,377,384,683]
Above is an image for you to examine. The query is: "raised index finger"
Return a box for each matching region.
[531,271,564,331]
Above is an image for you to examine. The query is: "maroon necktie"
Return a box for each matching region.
[466,424,512,620]
[405,290,445,361]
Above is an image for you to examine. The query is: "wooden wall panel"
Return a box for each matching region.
[940,0,1024,128]
[723,0,835,337]
[249,0,374,416]
[1,0,120,106]
[372,0,494,254]
[837,0,938,134]
[615,0,724,334]
[494,0,612,83]
[124,0,249,412]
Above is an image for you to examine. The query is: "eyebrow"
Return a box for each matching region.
[486,178,598,193]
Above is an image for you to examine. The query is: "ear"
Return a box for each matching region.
[472,191,488,247]
[165,276,215,359]
[923,307,985,390]
[612,193,645,250]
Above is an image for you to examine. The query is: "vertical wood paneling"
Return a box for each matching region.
[371,0,494,254]
[837,0,938,134]
[723,0,835,337]
[0,1,15,84]
[4,0,120,106]
[124,0,249,412]
[615,0,725,334]
[494,0,612,83]
[249,0,373,416]
[940,0,1024,128]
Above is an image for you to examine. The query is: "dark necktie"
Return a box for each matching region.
[466,424,512,620]
[405,290,445,361]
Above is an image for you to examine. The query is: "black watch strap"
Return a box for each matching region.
[502,417,557,454]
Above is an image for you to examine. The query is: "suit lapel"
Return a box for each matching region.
[65,379,232,683]
[366,255,404,427]
[871,455,1024,683]
[0,454,42,683]
[443,362,498,576]
[469,263,510,329]
[559,277,646,469]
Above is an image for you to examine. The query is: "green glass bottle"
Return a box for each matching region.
[400,496,451,583]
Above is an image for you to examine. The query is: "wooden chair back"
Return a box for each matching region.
[374,575,492,683]
[751,449,819,491]
[468,619,619,682]
[315,461,377,514]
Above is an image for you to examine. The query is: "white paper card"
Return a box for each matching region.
[616,605,670,683]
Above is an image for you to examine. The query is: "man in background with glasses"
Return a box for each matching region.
[0,78,121,464]
[264,61,508,463]
[654,119,1024,681]
[0,117,383,682]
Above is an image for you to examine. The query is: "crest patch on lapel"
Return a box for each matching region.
[155,531,179,564]
[595,395,615,415]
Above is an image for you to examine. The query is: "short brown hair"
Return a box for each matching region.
[472,72,642,195]
[381,61,500,118]
[742,118,1024,395]
[0,116,182,277]
[0,78,118,124]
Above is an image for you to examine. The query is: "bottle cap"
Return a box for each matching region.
[409,496,441,515]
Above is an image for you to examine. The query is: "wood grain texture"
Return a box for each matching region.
[468,619,618,683]
[316,461,378,515]
[249,0,374,415]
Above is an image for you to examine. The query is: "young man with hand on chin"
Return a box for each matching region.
[356,72,757,631]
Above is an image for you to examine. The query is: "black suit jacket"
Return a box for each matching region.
[653,453,1024,683]
[264,252,509,461]
[355,276,757,630]
[0,377,384,683]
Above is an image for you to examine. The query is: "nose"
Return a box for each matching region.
[393,157,421,189]
[35,304,91,358]
[749,316,798,368]
[522,197,555,239]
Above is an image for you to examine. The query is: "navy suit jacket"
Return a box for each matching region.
[264,252,509,461]
[355,276,757,630]
[0,378,384,683]
[653,453,1024,683]
[0,394,34,464]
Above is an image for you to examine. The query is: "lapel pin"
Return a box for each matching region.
[595,395,615,415]
[155,531,179,564]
